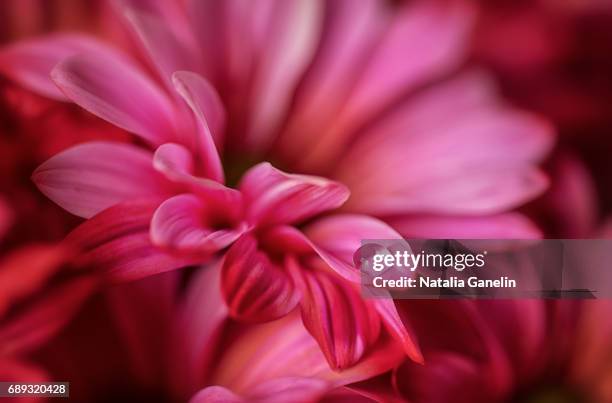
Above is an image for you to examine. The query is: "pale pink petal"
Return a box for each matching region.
[150,194,246,254]
[391,213,543,239]
[171,262,228,399]
[299,0,475,169]
[290,263,381,370]
[0,34,113,100]
[244,0,322,152]
[172,71,225,181]
[32,142,174,218]
[153,143,242,219]
[51,51,178,146]
[221,235,300,322]
[66,200,198,282]
[239,162,349,226]
[335,75,553,216]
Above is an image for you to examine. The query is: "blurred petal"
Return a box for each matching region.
[150,194,246,254]
[172,71,225,181]
[0,244,68,316]
[0,277,96,356]
[301,0,475,168]
[51,51,178,146]
[0,34,112,100]
[245,0,322,152]
[118,0,202,86]
[222,235,300,322]
[66,200,198,281]
[171,263,228,399]
[240,162,349,226]
[391,213,543,239]
[33,142,174,218]
[396,353,487,403]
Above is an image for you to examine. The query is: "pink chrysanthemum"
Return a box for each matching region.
[1,0,553,372]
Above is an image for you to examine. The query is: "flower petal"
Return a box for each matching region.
[239,162,349,226]
[66,200,198,282]
[390,213,543,239]
[221,235,300,323]
[32,141,174,218]
[0,34,113,100]
[299,0,475,169]
[171,262,229,399]
[212,313,404,393]
[172,71,225,181]
[244,0,322,152]
[0,277,96,356]
[118,0,202,87]
[150,194,246,255]
[290,264,381,371]
[51,51,178,146]
[153,143,242,220]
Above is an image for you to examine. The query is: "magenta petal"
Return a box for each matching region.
[151,194,246,254]
[304,214,406,282]
[239,162,349,226]
[172,71,225,181]
[153,143,242,219]
[32,142,174,218]
[221,235,300,323]
[51,51,178,146]
[0,34,113,100]
[293,266,381,371]
[66,200,199,282]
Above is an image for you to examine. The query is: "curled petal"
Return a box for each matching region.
[51,51,178,146]
[0,34,113,100]
[291,264,381,371]
[239,162,349,226]
[222,235,300,323]
[153,143,243,220]
[66,200,199,282]
[151,194,246,254]
[173,71,226,179]
[33,142,174,218]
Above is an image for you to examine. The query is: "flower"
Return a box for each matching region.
[1,0,553,372]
